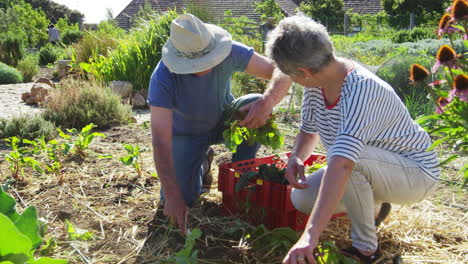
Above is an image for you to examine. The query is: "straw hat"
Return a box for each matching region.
[162,13,232,74]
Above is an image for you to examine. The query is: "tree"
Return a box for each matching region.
[381,0,445,16]
[24,0,84,25]
[0,0,49,48]
[299,0,345,31]
[381,0,446,27]
[254,0,285,23]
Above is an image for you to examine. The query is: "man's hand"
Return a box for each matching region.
[282,231,318,264]
[238,96,273,128]
[163,193,188,234]
[285,156,309,189]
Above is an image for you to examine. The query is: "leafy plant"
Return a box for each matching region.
[0,62,23,84]
[174,228,202,264]
[57,123,105,157]
[17,55,39,82]
[100,144,146,176]
[118,144,145,176]
[412,3,468,184]
[65,219,94,241]
[223,115,284,153]
[251,225,299,253]
[315,241,359,264]
[36,137,71,183]
[0,189,68,263]
[1,136,44,181]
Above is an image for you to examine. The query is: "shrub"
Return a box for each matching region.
[392,27,437,43]
[42,78,132,129]
[0,62,23,84]
[39,43,58,66]
[376,54,433,100]
[0,34,24,66]
[82,10,178,91]
[61,29,83,45]
[0,115,56,140]
[72,29,120,65]
[16,55,39,82]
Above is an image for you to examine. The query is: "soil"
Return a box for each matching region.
[0,82,466,263]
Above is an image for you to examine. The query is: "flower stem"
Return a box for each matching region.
[424,85,442,110]
[449,34,455,48]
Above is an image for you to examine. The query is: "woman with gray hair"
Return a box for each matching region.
[266,16,439,264]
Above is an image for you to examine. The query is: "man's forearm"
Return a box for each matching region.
[263,68,292,108]
[152,138,182,197]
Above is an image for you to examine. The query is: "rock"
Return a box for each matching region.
[122,97,132,105]
[57,60,72,79]
[109,81,133,98]
[21,92,31,102]
[22,83,50,105]
[35,77,54,88]
[132,93,146,108]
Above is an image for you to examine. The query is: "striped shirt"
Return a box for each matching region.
[300,63,440,180]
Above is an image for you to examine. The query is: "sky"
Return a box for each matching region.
[50,0,132,24]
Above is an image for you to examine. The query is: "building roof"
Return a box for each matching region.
[115,0,262,30]
[115,0,384,30]
[276,0,302,16]
[344,0,383,15]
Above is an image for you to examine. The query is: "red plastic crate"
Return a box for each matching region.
[218,152,346,231]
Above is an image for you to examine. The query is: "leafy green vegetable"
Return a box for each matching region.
[1,137,44,181]
[0,189,68,263]
[315,241,359,264]
[223,112,284,153]
[174,228,202,264]
[65,220,94,241]
[58,123,105,157]
[236,164,288,192]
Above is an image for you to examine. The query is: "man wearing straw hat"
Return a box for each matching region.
[148,13,292,232]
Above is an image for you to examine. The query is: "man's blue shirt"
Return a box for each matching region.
[147,41,254,136]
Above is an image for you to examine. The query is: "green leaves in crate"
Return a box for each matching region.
[235,164,288,192]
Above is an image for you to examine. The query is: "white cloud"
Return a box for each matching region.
[50,0,132,24]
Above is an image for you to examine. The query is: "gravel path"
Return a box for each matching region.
[0,83,42,119]
[0,83,151,123]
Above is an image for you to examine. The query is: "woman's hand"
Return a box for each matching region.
[282,231,318,264]
[285,156,309,189]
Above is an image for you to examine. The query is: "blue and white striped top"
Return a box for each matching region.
[300,63,440,180]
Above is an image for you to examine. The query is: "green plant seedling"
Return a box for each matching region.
[65,219,94,241]
[315,241,359,264]
[119,144,147,177]
[174,227,202,264]
[99,144,147,177]
[0,137,44,181]
[58,123,105,157]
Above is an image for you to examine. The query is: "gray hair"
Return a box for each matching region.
[265,15,334,76]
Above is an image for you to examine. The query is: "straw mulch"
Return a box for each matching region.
[2,124,467,263]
